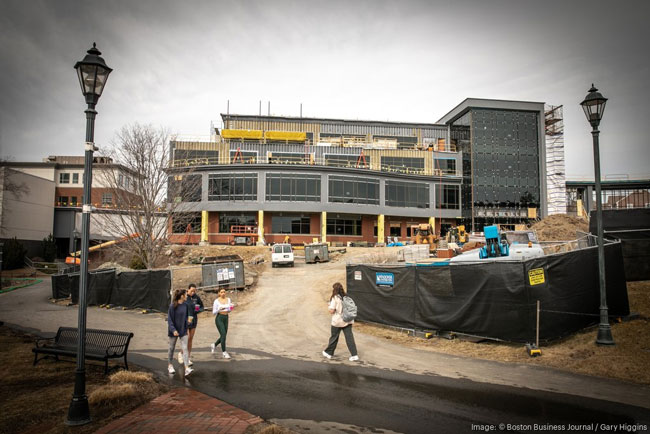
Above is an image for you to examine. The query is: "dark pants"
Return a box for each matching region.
[214,314,229,352]
[324,324,357,356]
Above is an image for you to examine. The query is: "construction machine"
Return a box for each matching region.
[445,225,467,244]
[411,223,438,252]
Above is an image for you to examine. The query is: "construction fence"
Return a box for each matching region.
[346,242,629,343]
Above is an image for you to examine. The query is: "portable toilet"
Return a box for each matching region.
[304,243,329,263]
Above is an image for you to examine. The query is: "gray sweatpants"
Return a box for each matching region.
[168,335,189,365]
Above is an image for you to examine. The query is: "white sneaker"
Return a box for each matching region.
[177,352,184,364]
[349,355,359,362]
[184,367,194,376]
[168,365,175,374]
[322,351,332,359]
[222,351,231,359]
[187,358,193,366]
[210,343,216,354]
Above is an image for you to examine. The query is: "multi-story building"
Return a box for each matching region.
[1,156,141,256]
[168,98,554,244]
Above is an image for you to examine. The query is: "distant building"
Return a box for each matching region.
[1,156,141,257]
[168,97,557,245]
[566,179,650,216]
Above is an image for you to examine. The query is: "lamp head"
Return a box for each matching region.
[580,84,607,127]
[74,43,112,106]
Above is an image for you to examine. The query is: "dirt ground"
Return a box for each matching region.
[531,214,590,241]
[0,327,169,434]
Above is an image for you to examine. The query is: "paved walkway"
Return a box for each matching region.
[96,388,264,433]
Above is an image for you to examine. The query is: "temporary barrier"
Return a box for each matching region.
[590,208,650,281]
[52,268,171,312]
[347,242,629,343]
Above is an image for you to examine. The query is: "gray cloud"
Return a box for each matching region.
[1,0,648,178]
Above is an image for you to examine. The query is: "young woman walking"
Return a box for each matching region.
[178,283,204,366]
[167,289,194,376]
[322,282,359,361]
[211,288,233,359]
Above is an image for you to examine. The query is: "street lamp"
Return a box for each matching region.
[580,84,614,346]
[67,43,112,425]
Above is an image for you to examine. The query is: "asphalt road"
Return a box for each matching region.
[133,349,650,434]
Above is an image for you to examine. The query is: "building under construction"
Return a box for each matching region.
[168,98,558,245]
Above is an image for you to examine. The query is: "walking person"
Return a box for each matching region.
[167,289,194,376]
[211,288,233,359]
[178,283,204,366]
[322,282,359,361]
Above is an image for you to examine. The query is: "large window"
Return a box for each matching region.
[230,150,258,164]
[324,154,370,169]
[385,181,429,208]
[434,158,456,175]
[436,185,460,209]
[59,173,70,184]
[328,176,379,205]
[266,173,320,202]
[72,173,79,184]
[169,174,202,202]
[172,212,202,233]
[173,149,218,165]
[268,152,309,165]
[326,214,362,236]
[208,173,257,201]
[271,213,311,234]
[219,212,257,233]
[381,156,425,173]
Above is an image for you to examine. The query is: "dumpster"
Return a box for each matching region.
[201,255,245,290]
[304,244,329,263]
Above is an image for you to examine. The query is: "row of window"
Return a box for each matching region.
[59,173,80,184]
[203,173,459,209]
[56,193,113,206]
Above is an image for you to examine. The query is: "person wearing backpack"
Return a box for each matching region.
[322,282,359,361]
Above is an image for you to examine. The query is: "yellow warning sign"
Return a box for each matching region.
[528,268,545,285]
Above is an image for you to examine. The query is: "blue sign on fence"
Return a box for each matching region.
[376,272,394,287]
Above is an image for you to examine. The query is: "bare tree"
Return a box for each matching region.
[96,123,200,269]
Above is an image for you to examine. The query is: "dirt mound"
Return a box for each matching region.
[531,214,589,241]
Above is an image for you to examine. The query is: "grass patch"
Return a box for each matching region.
[0,327,168,434]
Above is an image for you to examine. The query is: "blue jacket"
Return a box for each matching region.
[186,294,204,329]
[167,302,189,338]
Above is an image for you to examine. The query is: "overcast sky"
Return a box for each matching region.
[1,0,648,179]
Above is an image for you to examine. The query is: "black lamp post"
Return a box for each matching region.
[580,84,614,346]
[66,43,112,425]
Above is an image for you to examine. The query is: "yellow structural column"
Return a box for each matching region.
[200,210,209,245]
[321,211,327,244]
[257,210,265,245]
[429,216,436,234]
[378,214,385,245]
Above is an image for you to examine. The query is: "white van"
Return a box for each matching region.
[272,243,294,267]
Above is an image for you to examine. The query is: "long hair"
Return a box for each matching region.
[172,289,186,307]
[330,282,345,301]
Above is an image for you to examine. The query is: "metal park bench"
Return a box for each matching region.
[32,327,134,374]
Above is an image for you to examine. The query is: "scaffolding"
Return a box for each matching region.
[545,105,567,215]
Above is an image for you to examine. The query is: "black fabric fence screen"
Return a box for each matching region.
[347,243,629,343]
[590,208,650,281]
[51,269,171,312]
